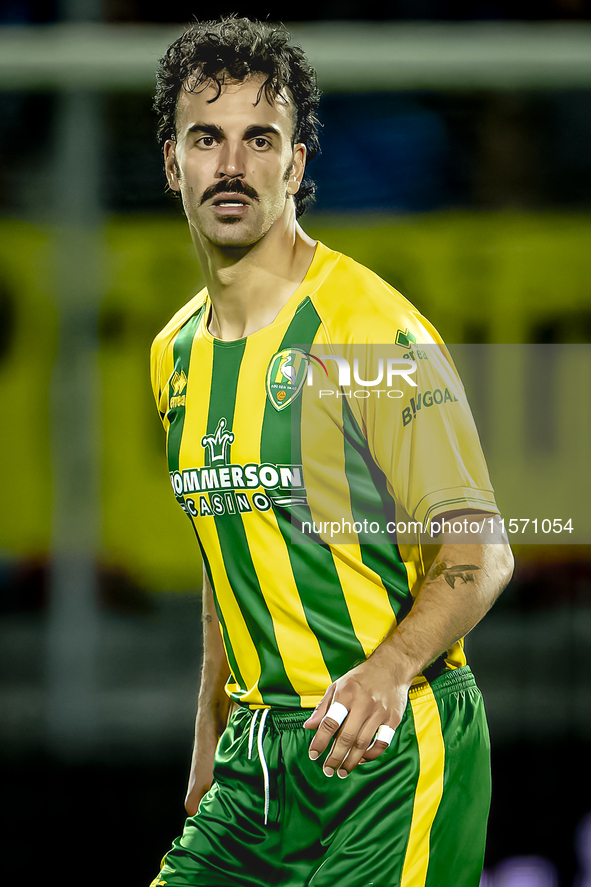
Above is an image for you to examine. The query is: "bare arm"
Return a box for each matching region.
[304,513,514,777]
[185,568,231,815]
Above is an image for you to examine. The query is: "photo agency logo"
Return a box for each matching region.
[309,353,418,399]
[298,341,462,430]
[265,343,419,410]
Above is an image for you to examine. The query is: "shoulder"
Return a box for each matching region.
[150,288,208,397]
[311,242,442,346]
[151,288,208,356]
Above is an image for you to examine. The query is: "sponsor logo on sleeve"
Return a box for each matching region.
[395,328,417,348]
[169,369,188,408]
[401,388,459,426]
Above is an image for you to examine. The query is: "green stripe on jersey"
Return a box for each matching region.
[261,298,367,680]
[208,338,296,705]
[198,541,247,694]
[342,399,412,618]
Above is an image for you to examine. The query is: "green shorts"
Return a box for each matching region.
[151,666,491,887]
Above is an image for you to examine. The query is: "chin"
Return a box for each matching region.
[208,221,267,249]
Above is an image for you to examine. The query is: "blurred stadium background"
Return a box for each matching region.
[1,2,591,885]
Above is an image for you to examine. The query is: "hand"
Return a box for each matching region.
[184,744,215,816]
[303,653,411,778]
[184,717,224,815]
[185,773,212,817]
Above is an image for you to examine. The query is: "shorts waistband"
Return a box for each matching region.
[409,665,476,701]
[269,709,312,731]
[241,666,476,730]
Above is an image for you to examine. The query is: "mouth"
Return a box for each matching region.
[210,194,251,220]
[211,193,251,208]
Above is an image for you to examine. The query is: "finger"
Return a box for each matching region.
[308,699,350,760]
[320,709,373,776]
[303,684,335,730]
[326,715,381,777]
[358,722,398,763]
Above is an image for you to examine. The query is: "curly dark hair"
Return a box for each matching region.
[153,16,321,218]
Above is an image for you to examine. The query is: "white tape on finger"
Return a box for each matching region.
[324,701,349,727]
[375,724,396,746]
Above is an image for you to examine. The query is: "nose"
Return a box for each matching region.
[216,139,245,180]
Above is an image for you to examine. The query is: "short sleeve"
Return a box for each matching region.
[350,339,498,525]
[150,328,178,429]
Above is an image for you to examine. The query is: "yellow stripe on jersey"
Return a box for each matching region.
[232,334,333,706]
[401,685,446,887]
[203,523,264,707]
[230,327,281,465]
[329,545,396,657]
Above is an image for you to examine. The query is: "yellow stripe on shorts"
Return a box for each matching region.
[400,684,446,887]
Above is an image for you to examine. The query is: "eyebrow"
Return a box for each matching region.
[244,124,282,139]
[185,123,282,140]
[186,123,222,138]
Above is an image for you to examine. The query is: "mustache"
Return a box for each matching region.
[200,179,259,205]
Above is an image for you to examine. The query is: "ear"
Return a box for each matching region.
[288,143,307,195]
[164,139,181,192]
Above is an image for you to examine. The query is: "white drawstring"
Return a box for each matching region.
[247,709,259,760]
[256,709,271,825]
[246,708,271,824]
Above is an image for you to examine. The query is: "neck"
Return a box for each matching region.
[191,207,317,340]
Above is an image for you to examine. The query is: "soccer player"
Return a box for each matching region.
[149,16,513,887]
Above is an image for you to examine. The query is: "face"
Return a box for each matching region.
[164,74,306,250]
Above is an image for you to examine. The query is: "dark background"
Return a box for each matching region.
[1,5,591,887]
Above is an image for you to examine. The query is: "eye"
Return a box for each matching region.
[251,137,270,150]
[197,136,217,148]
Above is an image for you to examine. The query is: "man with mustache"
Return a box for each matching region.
[149,16,513,887]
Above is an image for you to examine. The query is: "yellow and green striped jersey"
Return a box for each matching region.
[151,242,498,709]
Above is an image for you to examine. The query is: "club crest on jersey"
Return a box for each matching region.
[266,348,309,411]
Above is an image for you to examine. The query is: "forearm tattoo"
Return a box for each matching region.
[432,561,481,589]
